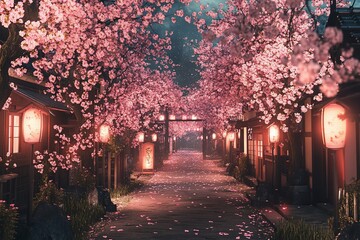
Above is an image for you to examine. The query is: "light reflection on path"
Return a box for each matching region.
[91,150,274,240]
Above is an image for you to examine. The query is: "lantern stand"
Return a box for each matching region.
[22,107,43,224]
[228,132,235,165]
[321,102,347,233]
[99,124,110,187]
[269,125,280,189]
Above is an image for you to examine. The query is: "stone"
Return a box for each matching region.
[30,202,73,240]
[336,222,360,240]
[97,187,117,212]
[87,187,98,206]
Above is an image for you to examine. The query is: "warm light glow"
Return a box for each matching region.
[169,115,176,120]
[158,115,165,121]
[200,136,203,140]
[173,136,176,141]
[269,125,280,143]
[222,131,227,138]
[141,142,154,170]
[191,115,197,120]
[212,133,217,140]
[138,132,145,143]
[322,103,347,149]
[182,115,187,120]
[22,107,42,143]
[99,124,110,143]
[228,132,235,142]
[151,133,157,142]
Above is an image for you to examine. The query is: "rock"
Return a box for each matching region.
[336,222,360,240]
[97,187,117,212]
[30,202,73,240]
[87,187,98,206]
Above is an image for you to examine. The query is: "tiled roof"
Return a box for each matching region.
[327,8,360,45]
[15,87,70,112]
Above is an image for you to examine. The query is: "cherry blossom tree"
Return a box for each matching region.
[0,0,187,174]
[190,0,357,171]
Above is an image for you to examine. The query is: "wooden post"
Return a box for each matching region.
[114,154,118,189]
[354,193,358,222]
[346,192,349,217]
[107,153,111,189]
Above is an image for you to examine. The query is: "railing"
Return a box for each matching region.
[338,188,359,222]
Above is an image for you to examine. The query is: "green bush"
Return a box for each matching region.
[0,200,18,240]
[63,196,105,240]
[73,167,96,193]
[34,179,63,207]
[274,219,334,240]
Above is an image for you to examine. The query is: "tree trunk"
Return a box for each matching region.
[0,24,24,109]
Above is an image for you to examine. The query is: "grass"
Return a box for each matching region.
[63,196,105,240]
[273,219,334,240]
[110,180,144,199]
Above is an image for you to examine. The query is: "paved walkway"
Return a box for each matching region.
[90,150,274,239]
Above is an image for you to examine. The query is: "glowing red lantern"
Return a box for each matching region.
[151,133,157,142]
[212,133,217,140]
[99,124,110,143]
[269,125,280,144]
[138,132,145,143]
[22,107,43,143]
[322,103,347,149]
[228,132,235,142]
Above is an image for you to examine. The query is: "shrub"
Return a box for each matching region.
[63,196,105,240]
[236,154,249,182]
[0,200,18,240]
[110,180,143,199]
[274,219,334,240]
[73,167,96,193]
[34,179,63,207]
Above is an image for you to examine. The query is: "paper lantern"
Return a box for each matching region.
[158,115,165,121]
[212,133,217,140]
[228,132,235,142]
[151,133,157,142]
[222,131,227,138]
[269,125,280,143]
[22,107,42,143]
[322,103,346,149]
[99,124,110,143]
[169,115,176,120]
[138,132,145,143]
[191,115,197,120]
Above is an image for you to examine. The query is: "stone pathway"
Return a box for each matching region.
[90,150,274,239]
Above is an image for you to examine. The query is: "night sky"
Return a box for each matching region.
[152,0,227,88]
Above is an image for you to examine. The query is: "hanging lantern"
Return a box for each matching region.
[169,115,176,120]
[222,131,227,138]
[158,115,165,121]
[322,103,347,149]
[99,123,110,143]
[22,107,43,143]
[138,132,145,143]
[151,133,157,142]
[228,132,235,142]
[269,125,280,143]
[191,115,197,120]
[212,133,217,140]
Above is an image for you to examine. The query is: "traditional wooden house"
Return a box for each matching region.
[0,76,75,217]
